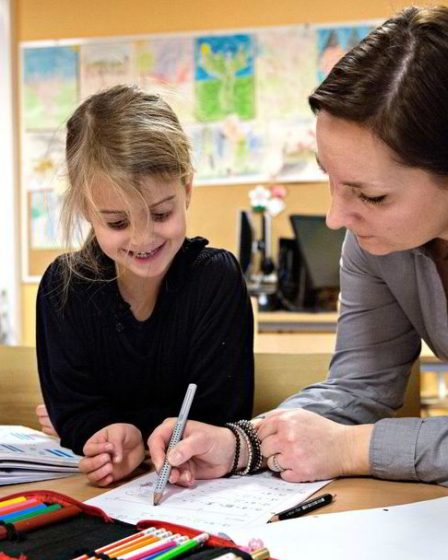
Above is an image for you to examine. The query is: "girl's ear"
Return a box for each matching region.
[81,202,92,224]
[185,177,193,209]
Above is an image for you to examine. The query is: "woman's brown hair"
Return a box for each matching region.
[309,6,448,176]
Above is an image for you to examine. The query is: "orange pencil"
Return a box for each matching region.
[71,527,160,560]
[106,530,169,558]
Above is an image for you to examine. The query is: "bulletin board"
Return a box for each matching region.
[20,20,376,280]
[0,0,20,342]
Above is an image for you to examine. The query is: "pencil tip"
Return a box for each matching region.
[153,492,162,506]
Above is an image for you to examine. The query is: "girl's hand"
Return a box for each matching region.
[35,404,58,437]
[148,419,237,486]
[80,423,145,486]
[257,408,373,482]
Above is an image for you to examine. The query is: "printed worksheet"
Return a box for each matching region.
[0,425,80,469]
[85,470,330,533]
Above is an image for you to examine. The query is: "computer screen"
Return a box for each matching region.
[237,210,254,276]
[289,215,346,290]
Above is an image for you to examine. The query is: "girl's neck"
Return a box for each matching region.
[116,270,163,322]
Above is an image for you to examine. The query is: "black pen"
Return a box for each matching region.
[267,493,333,523]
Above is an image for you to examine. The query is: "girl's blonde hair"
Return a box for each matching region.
[60,84,193,284]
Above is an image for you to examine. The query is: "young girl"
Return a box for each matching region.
[36,84,254,487]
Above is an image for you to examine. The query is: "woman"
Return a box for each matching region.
[149,6,448,487]
[36,85,254,487]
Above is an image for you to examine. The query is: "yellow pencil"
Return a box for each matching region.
[0,496,27,508]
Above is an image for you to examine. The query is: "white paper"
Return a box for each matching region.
[0,469,75,485]
[0,425,80,476]
[86,470,330,534]
[228,496,448,560]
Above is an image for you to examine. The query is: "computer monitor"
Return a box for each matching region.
[287,214,346,310]
[290,215,345,289]
[237,210,255,277]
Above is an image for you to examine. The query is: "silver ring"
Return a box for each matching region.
[269,454,286,473]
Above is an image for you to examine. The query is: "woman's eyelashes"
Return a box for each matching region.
[358,193,387,206]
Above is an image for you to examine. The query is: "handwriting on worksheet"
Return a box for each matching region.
[86,470,330,532]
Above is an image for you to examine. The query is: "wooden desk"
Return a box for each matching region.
[258,312,338,333]
[1,472,447,515]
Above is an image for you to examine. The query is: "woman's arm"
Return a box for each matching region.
[280,231,421,423]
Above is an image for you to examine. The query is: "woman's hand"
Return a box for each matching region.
[257,409,373,482]
[80,423,145,487]
[148,419,238,486]
[35,404,58,437]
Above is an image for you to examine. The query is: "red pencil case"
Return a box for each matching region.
[0,490,275,560]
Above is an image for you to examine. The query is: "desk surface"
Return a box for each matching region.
[1,472,447,516]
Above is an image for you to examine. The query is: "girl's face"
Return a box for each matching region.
[316,111,448,255]
[87,174,192,284]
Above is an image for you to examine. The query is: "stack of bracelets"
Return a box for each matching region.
[225,419,263,476]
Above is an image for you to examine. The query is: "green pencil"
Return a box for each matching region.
[151,532,209,560]
[6,504,61,524]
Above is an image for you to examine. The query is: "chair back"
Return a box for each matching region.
[0,345,42,429]
[254,352,420,418]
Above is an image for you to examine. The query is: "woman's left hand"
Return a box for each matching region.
[257,408,373,482]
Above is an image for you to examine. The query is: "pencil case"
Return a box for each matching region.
[0,489,275,560]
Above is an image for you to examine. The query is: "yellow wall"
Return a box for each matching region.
[17,0,415,345]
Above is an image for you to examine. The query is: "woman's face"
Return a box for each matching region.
[87,174,191,284]
[316,110,448,255]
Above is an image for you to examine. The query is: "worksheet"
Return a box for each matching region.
[0,425,80,484]
[86,470,330,534]
[0,425,80,468]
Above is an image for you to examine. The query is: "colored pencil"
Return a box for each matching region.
[2,503,61,524]
[0,496,27,508]
[0,502,48,522]
[0,504,82,542]
[71,527,160,560]
[83,529,167,560]
[120,535,187,560]
[0,497,41,515]
[121,539,179,560]
[106,530,169,558]
[134,541,177,560]
[149,533,209,560]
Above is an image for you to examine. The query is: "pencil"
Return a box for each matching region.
[0,504,82,542]
[0,497,41,515]
[0,496,27,508]
[105,530,169,557]
[153,383,197,506]
[120,536,186,560]
[1,503,61,524]
[268,493,333,522]
[148,533,209,560]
